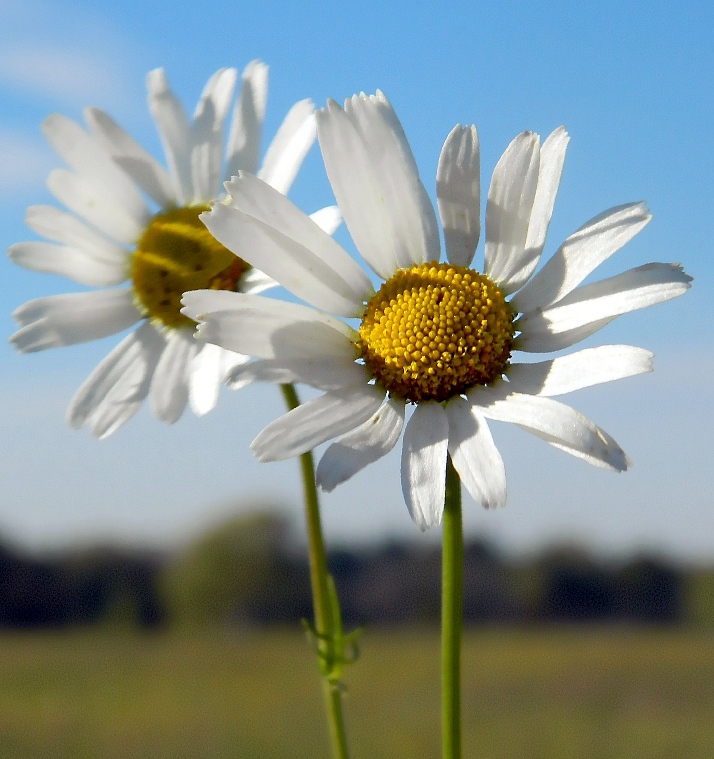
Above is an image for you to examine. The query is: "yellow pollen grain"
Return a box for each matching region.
[359,261,515,403]
[131,205,249,329]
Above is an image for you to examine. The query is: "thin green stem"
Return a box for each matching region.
[442,455,463,759]
[280,383,350,759]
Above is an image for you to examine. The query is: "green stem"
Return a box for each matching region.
[442,455,463,759]
[280,384,350,759]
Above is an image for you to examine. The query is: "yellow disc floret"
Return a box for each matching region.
[359,261,515,403]
[132,205,248,329]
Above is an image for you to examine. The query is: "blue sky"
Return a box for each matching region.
[0,0,711,558]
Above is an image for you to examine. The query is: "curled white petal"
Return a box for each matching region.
[401,401,449,531]
[316,100,401,279]
[11,290,141,352]
[469,388,629,471]
[501,126,569,293]
[222,174,369,306]
[226,355,368,392]
[317,397,406,492]
[258,99,316,195]
[506,345,654,396]
[147,68,192,205]
[251,386,385,461]
[150,329,197,424]
[9,241,128,287]
[226,59,269,178]
[238,268,278,295]
[445,397,506,509]
[202,200,370,316]
[190,68,238,202]
[515,317,614,354]
[512,201,652,314]
[342,91,440,269]
[437,124,481,267]
[24,204,129,266]
[182,291,358,361]
[518,262,692,351]
[47,169,144,245]
[309,206,342,236]
[484,131,540,290]
[189,342,249,417]
[85,107,176,208]
[67,321,165,438]
[42,113,150,227]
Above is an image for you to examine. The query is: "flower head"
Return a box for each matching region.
[183,91,691,530]
[9,63,333,437]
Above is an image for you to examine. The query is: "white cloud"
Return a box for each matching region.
[0,46,127,107]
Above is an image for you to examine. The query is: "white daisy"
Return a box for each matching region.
[182,92,691,531]
[9,62,337,438]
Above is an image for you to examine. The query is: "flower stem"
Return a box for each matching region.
[442,455,463,759]
[280,383,350,759]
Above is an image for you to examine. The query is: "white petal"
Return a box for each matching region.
[519,262,692,350]
[342,91,440,269]
[85,107,176,208]
[515,317,614,354]
[316,397,406,491]
[401,402,449,531]
[188,342,223,416]
[547,425,631,470]
[67,321,165,438]
[251,386,385,461]
[502,127,570,293]
[189,342,249,416]
[226,355,368,392]
[182,290,358,361]
[201,199,370,316]
[445,397,506,509]
[11,290,141,352]
[309,205,342,236]
[437,124,481,267]
[257,99,316,195]
[25,204,129,265]
[469,388,629,471]
[147,68,192,206]
[180,288,246,316]
[150,329,197,423]
[226,59,269,179]
[316,100,400,279]
[484,132,540,290]
[190,68,237,202]
[47,168,144,244]
[42,113,150,227]
[512,202,652,314]
[238,267,278,295]
[506,345,654,396]
[223,174,370,300]
[8,241,128,287]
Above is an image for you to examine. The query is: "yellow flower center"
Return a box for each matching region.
[359,261,515,403]
[132,205,248,329]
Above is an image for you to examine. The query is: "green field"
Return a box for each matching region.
[0,627,712,758]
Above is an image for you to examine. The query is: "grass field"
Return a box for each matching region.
[0,626,712,758]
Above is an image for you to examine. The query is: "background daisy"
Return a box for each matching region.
[9,62,334,438]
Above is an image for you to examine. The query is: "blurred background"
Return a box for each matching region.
[0,0,712,756]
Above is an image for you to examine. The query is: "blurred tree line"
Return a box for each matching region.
[1,511,713,630]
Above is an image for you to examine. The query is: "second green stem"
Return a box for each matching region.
[280,384,350,759]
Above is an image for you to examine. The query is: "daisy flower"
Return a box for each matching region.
[183,92,691,531]
[9,62,335,437]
